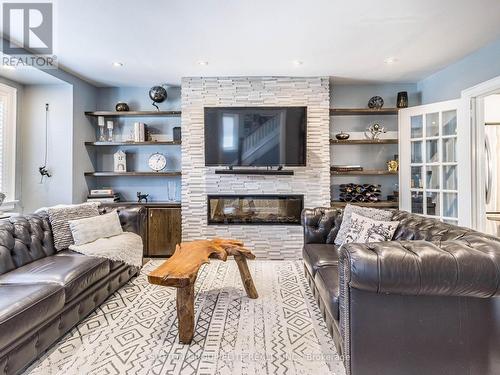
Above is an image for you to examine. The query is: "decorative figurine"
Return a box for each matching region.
[397,91,408,108]
[113,150,127,172]
[137,192,149,203]
[149,85,168,111]
[368,96,384,109]
[115,102,129,111]
[335,131,350,141]
[387,159,399,172]
[365,123,386,139]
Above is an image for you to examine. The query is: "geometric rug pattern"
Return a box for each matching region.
[24,260,346,375]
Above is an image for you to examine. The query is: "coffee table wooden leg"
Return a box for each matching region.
[234,255,258,299]
[176,284,195,344]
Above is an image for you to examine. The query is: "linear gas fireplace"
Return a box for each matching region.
[207,195,304,225]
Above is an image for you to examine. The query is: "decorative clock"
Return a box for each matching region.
[148,152,167,172]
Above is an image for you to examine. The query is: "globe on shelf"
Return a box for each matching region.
[149,85,168,111]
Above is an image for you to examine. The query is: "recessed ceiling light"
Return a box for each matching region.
[198,61,209,66]
[112,62,123,67]
[384,57,398,64]
[293,60,303,66]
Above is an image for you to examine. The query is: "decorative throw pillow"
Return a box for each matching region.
[47,202,100,250]
[334,204,394,245]
[342,212,399,245]
[69,210,123,246]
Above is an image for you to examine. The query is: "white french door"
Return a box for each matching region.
[399,99,469,226]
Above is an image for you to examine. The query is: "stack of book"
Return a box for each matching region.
[87,189,120,203]
[133,122,146,142]
[331,165,363,172]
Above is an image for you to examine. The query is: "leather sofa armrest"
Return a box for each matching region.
[339,240,500,298]
[301,207,343,244]
[99,206,147,246]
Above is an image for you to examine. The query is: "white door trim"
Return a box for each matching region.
[461,74,500,230]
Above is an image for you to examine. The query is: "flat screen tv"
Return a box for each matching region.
[204,107,307,166]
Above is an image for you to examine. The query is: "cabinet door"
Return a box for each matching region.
[147,208,181,257]
[399,99,468,225]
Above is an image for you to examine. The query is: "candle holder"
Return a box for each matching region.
[97,116,106,141]
[106,120,114,142]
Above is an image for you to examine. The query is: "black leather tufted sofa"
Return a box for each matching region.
[0,206,146,375]
[302,207,500,375]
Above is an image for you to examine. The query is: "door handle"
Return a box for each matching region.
[485,135,492,204]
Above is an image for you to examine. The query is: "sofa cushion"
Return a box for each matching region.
[303,244,339,277]
[0,284,65,351]
[0,255,109,302]
[314,265,340,321]
[57,249,125,271]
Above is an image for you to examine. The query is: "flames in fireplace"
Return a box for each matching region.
[207,195,303,225]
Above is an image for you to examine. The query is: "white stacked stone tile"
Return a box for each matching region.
[181,76,330,259]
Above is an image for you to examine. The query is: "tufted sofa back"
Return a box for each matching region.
[390,210,477,242]
[302,207,499,245]
[0,215,56,275]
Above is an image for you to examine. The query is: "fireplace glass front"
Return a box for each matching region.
[207,195,303,225]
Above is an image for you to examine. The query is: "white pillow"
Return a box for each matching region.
[68,211,123,246]
[335,204,394,245]
[342,212,399,245]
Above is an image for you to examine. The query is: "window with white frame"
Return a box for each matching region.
[0,83,17,206]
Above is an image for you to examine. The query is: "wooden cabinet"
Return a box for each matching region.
[147,207,181,257]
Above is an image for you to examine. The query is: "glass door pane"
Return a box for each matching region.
[426,112,439,137]
[443,192,458,218]
[411,115,423,138]
[442,110,457,136]
[442,138,457,162]
[411,141,422,163]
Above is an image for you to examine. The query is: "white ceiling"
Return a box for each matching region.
[0,61,66,85]
[11,0,500,86]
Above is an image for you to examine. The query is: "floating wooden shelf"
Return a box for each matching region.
[330,108,399,116]
[85,141,181,146]
[214,169,294,176]
[85,111,181,117]
[330,139,398,145]
[331,200,399,208]
[331,170,398,176]
[85,171,181,177]
[99,201,181,208]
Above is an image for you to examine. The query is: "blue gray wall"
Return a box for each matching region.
[43,68,99,204]
[20,84,73,213]
[418,38,500,104]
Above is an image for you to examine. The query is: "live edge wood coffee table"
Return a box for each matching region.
[147,238,258,344]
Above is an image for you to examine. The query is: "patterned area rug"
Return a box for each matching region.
[24,260,346,375]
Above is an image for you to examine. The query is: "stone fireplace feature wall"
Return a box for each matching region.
[181,77,330,259]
